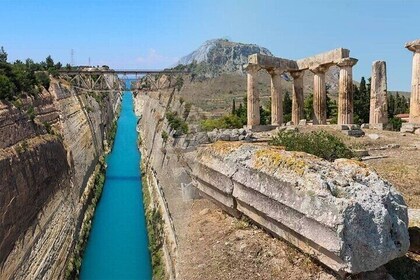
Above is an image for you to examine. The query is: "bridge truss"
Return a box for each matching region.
[58,69,186,91]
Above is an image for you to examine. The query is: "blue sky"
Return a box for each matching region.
[0,0,418,91]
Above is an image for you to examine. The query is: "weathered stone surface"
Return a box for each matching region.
[245,64,260,127]
[370,61,388,125]
[400,123,420,133]
[408,209,420,253]
[290,71,305,125]
[0,78,121,279]
[298,119,307,126]
[342,129,365,137]
[296,48,350,70]
[337,58,357,124]
[187,142,409,274]
[406,39,420,123]
[311,65,328,124]
[268,69,283,125]
[367,133,380,140]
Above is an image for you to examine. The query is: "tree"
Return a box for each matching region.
[46,55,54,69]
[0,74,15,100]
[353,77,370,124]
[327,95,338,123]
[304,93,314,120]
[283,91,292,122]
[231,98,236,115]
[0,47,7,63]
[175,76,184,92]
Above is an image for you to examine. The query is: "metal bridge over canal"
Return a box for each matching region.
[58,68,186,91]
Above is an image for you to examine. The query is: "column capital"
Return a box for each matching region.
[310,64,329,74]
[290,70,304,79]
[244,63,261,74]
[337,57,358,68]
[405,39,420,53]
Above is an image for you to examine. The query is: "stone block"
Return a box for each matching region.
[400,123,419,133]
[361,124,370,129]
[367,133,380,140]
[188,143,409,275]
[342,129,365,137]
[298,119,307,126]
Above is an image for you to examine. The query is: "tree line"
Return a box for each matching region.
[0,46,64,100]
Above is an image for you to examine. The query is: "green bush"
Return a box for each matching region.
[166,111,188,135]
[35,71,50,89]
[388,117,403,131]
[269,130,353,161]
[161,131,169,142]
[200,114,243,131]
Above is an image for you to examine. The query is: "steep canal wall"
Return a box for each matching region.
[135,81,410,277]
[0,76,121,279]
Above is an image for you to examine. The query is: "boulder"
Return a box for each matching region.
[367,133,380,140]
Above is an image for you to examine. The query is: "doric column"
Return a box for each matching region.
[369,61,388,124]
[268,68,283,126]
[290,71,304,125]
[337,58,358,124]
[310,65,329,124]
[245,64,261,127]
[406,39,420,123]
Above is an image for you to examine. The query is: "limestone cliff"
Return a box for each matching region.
[0,76,121,279]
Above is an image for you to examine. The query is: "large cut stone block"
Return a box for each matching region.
[296,48,350,70]
[187,142,409,275]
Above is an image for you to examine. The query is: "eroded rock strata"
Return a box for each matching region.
[0,77,120,279]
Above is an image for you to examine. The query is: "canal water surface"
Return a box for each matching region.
[80,91,152,279]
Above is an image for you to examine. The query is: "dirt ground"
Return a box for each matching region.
[178,199,336,280]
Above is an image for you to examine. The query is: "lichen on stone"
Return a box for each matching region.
[253,148,307,175]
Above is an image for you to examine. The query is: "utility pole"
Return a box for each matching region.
[71,49,75,66]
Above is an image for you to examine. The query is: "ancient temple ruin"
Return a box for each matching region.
[245,48,358,127]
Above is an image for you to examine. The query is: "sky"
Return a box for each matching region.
[0,0,418,91]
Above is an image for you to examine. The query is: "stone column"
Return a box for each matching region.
[245,64,261,127]
[311,65,329,124]
[369,61,388,125]
[406,39,420,124]
[268,69,283,126]
[290,71,304,125]
[337,58,358,125]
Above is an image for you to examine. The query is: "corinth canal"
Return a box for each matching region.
[80,89,152,279]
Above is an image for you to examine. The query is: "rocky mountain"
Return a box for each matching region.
[175,39,273,76]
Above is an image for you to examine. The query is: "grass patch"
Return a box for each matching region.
[269,130,353,161]
[142,173,167,280]
[65,160,106,279]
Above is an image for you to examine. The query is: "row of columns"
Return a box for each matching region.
[246,58,358,127]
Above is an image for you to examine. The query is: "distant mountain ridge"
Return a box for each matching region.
[175,38,273,76]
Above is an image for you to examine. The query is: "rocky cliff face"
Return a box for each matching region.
[176,39,273,76]
[0,77,120,279]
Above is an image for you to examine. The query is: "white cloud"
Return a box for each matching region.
[135,49,178,69]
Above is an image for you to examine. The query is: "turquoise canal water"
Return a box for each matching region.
[80,91,152,279]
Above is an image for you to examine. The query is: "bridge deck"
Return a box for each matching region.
[58,69,186,75]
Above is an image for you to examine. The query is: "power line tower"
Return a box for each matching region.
[71,49,75,66]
